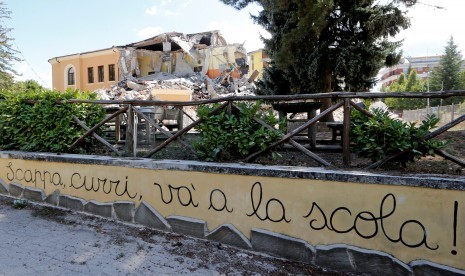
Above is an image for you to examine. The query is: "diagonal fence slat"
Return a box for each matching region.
[132,107,196,154]
[366,113,465,169]
[245,101,344,162]
[73,116,122,156]
[68,106,129,152]
[231,103,332,166]
[144,101,229,158]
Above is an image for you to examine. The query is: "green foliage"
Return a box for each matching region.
[350,108,446,166]
[12,199,28,209]
[0,87,105,153]
[221,0,416,94]
[255,62,291,95]
[13,79,44,92]
[429,36,463,92]
[459,70,465,90]
[426,36,465,106]
[384,71,427,110]
[195,102,283,161]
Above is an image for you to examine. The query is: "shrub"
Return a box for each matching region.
[350,108,446,166]
[195,102,283,161]
[0,87,105,153]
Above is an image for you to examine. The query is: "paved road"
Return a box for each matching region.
[0,196,335,275]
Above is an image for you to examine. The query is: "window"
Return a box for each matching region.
[98,65,104,82]
[67,67,75,85]
[87,67,94,84]
[108,64,115,81]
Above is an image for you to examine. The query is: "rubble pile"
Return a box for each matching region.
[94,72,256,102]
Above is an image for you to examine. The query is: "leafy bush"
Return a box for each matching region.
[350,108,446,166]
[195,102,283,161]
[0,87,105,153]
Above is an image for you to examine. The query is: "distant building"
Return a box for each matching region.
[48,30,248,92]
[247,49,271,80]
[378,55,442,88]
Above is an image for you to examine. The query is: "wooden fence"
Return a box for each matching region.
[20,91,465,169]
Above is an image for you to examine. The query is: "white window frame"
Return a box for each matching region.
[64,64,76,88]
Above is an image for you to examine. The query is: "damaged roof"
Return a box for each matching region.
[49,30,229,62]
[125,30,228,52]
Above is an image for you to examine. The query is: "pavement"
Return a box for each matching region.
[0,196,334,275]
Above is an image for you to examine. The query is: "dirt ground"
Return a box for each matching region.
[252,130,465,177]
[0,196,349,276]
[140,130,465,177]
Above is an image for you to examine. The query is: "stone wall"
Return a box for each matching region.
[1,151,464,275]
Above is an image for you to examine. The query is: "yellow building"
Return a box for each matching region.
[49,31,248,92]
[48,48,120,92]
[247,49,270,79]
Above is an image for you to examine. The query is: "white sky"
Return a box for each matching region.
[3,0,464,88]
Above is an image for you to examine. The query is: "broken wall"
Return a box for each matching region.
[119,44,247,81]
[199,44,247,79]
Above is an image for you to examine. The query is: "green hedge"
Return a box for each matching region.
[195,102,283,161]
[350,108,446,166]
[0,88,105,153]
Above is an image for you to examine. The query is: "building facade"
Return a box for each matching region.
[378,55,442,88]
[49,48,120,92]
[247,49,270,80]
[49,31,248,92]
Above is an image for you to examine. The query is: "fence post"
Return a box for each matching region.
[125,104,135,157]
[452,103,455,121]
[227,100,232,115]
[343,98,351,166]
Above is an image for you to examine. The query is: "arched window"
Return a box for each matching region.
[67,67,75,85]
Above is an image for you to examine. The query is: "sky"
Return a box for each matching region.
[3,0,464,89]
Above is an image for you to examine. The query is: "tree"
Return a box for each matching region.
[429,36,463,92]
[459,70,465,90]
[221,0,416,94]
[0,2,20,88]
[13,79,44,92]
[384,70,427,110]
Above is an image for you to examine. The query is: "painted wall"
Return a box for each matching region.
[49,49,120,92]
[200,46,243,79]
[1,153,464,273]
[248,49,264,79]
[248,49,269,79]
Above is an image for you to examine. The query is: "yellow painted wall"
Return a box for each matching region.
[248,50,265,79]
[50,57,79,91]
[248,49,270,79]
[50,49,120,92]
[1,157,464,270]
[137,54,159,76]
[151,89,192,101]
[199,46,244,79]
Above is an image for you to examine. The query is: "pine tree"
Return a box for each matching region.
[0,2,20,88]
[429,36,463,92]
[221,0,416,94]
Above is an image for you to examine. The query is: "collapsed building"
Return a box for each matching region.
[49,30,257,101]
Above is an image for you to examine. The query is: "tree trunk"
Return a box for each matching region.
[320,67,334,122]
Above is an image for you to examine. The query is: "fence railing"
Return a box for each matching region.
[15,90,465,169]
[403,103,465,128]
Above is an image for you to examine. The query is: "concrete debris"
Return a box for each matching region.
[95,72,256,102]
[95,30,256,101]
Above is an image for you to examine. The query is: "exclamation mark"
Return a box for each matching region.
[452,201,458,255]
